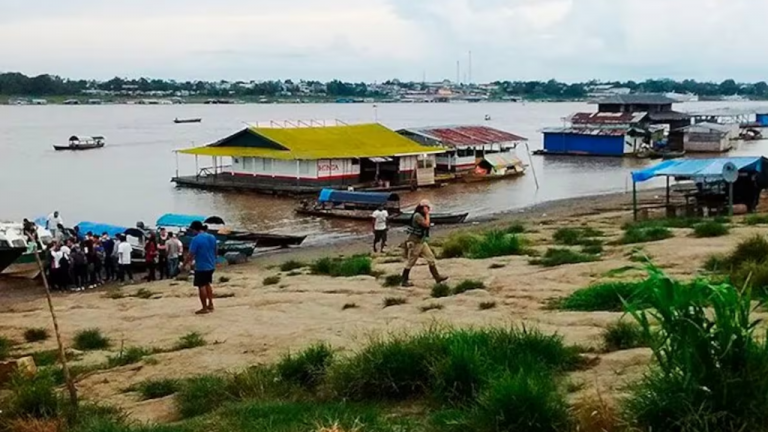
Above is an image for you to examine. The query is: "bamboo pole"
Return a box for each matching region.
[524,142,540,189]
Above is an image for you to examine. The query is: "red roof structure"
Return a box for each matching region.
[570,112,649,125]
[398,125,527,148]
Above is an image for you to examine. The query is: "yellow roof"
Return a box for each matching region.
[177,123,444,160]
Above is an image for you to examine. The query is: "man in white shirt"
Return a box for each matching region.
[46,211,64,236]
[371,205,389,253]
[116,235,134,283]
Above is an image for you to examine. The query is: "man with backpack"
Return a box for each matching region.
[400,200,449,288]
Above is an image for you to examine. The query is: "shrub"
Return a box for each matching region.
[727,235,768,269]
[453,280,486,295]
[133,288,155,299]
[553,227,604,246]
[745,214,768,225]
[29,349,77,367]
[441,232,482,259]
[311,255,372,277]
[479,301,497,311]
[555,281,650,312]
[7,371,61,419]
[73,328,110,351]
[103,289,124,300]
[532,248,599,267]
[420,303,445,312]
[280,260,307,272]
[382,274,403,287]
[625,267,768,432]
[0,335,13,360]
[693,221,730,238]
[131,378,181,400]
[602,321,648,352]
[106,346,151,368]
[174,332,207,351]
[581,244,604,255]
[263,275,281,286]
[431,283,452,298]
[383,297,407,308]
[620,226,674,244]
[731,260,768,298]
[277,343,334,390]
[176,375,233,418]
[23,328,49,343]
[506,223,526,234]
[441,230,526,259]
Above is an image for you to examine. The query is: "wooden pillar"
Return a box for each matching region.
[195,155,199,179]
[633,180,638,221]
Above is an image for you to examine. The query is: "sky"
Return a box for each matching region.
[1,0,766,83]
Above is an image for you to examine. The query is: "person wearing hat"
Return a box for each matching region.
[401,199,448,287]
[184,221,218,314]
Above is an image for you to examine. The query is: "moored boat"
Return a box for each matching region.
[0,223,53,279]
[296,189,402,221]
[174,118,202,124]
[459,154,527,183]
[389,212,469,226]
[53,135,105,151]
[155,214,305,249]
[0,233,28,275]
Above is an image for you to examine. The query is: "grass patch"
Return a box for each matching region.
[554,280,650,312]
[263,275,281,286]
[0,336,12,361]
[133,288,156,299]
[103,289,124,300]
[581,244,604,255]
[506,222,526,234]
[620,225,674,245]
[431,283,451,299]
[453,280,486,295]
[23,328,49,343]
[553,227,604,246]
[311,255,372,277]
[704,235,768,297]
[693,221,730,238]
[277,343,334,390]
[286,271,302,277]
[342,303,358,310]
[28,349,78,367]
[73,328,110,351]
[130,378,181,400]
[745,214,768,225]
[478,301,497,311]
[279,260,306,272]
[174,332,207,351]
[176,374,232,419]
[382,274,403,287]
[420,303,445,312]
[106,346,152,368]
[383,297,407,308]
[602,320,648,352]
[488,263,506,269]
[6,370,61,419]
[531,248,600,267]
[603,265,638,278]
[441,229,527,260]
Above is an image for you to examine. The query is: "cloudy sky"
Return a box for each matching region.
[1,0,765,82]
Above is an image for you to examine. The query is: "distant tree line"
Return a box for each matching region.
[2,72,768,100]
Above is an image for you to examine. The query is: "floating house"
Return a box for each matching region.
[688,106,768,128]
[541,112,657,156]
[592,94,691,130]
[396,125,527,172]
[668,122,735,153]
[173,123,444,194]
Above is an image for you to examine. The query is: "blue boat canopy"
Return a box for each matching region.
[318,189,400,206]
[156,214,225,228]
[632,157,765,183]
[75,222,130,240]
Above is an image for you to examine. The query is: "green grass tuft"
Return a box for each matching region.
[531,248,600,267]
[620,225,674,245]
[279,260,307,272]
[219,276,231,283]
[277,343,334,390]
[311,255,372,277]
[73,328,110,351]
[453,280,486,295]
[745,214,768,225]
[506,222,526,234]
[383,297,407,308]
[106,346,152,368]
[7,370,61,419]
[23,328,49,343]
[0,335,13,361]
[263,275,281,286]
[488,262,506,269]
[554,280,650,312]
[479,301,497,311]
[174,332,207,351]
[581,244,604,255]
[133,288,155,299]
[441,230,528,260]
[382,274,403,287]
[420,303,445,312]
[693,221,730,238]
[176,375,232,419]
[602,320,649,352]
[553,227,604,246]
[131,378,181,400]
[431,283,452,298]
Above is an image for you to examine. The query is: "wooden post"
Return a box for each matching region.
[175,151,179,178]
[524,142,539,189]
[633,180,638,221]
[195,155,199,179]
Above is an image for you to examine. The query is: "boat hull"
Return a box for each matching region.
[461,170,525,183]
[53,144,105,151]
[1,252,41,279]
[295,208,396,221]
[0,247,27,275]
[389,212,469,226]
[226,232,306,248]
[174,119,202,124]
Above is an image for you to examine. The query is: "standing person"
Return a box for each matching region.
[184,221,218,315]
[144,234,158,282]
[46,211,64,237]
[59,241,72,290]
[166,232,182,278]
[116,234,134,284]
[101,233,116,281]
[371,205,389,253]
[157,228,169,280]
[70,245,88,290]
[400,200,448,288]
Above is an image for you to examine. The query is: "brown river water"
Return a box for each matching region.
[2,101,767,245]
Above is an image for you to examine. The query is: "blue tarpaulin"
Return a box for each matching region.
[318,189,400,206]
[156,214,225,228]
[632,157,765,183]
[75,222,130,240]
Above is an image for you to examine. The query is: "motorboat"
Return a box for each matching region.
[0,223,53,278]
[155,214,305,250]
[0,233,28,275]
[296,189,402,221]
[174,118,202,124]
[53,135,105,151]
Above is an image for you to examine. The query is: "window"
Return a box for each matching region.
[418,157,434,169]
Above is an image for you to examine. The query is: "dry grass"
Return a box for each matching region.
[5,418,63,432]
[570,393,622,432]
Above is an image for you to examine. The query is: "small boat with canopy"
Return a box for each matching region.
[155,214,306,249]
[296,189,402,220]
[53,136,106,151]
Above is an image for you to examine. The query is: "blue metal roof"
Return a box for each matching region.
[75,222,130,239]
[632,157,765,183]
[318,189,400,206]
[156,214,225,228]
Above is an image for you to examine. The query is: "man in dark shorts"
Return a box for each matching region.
[185,221,218,315]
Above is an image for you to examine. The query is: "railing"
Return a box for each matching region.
[196,165,233,179]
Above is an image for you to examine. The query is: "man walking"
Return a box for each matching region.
[116,234,134,284]
[185,221,218,315]
[401,200,448,288]
[371,205,389,253]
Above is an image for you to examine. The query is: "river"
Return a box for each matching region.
[2,101,767,244]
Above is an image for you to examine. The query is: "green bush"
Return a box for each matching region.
[131,378,181,400]
[432,283,452,298]
[174,332,207,351]
[441,232,482,259]
[0,335,12,360]
[311,255,372,277]
[625,267,768,432]
[106,346,151,368]
[506,223,526,234]
[581,244,604,255]
[555,281,650,312]
[620,226,674,245]
[279,260,307,272]
[731,260,768,298]
[441,230,526,260]
[176,375,233,418]
[29,349,78,367]
[727,235,768,269]
[602,321,648,352]
[262,275,281,286]
[553,227,604,246]
[276,343,334,390]
[7,371,61,419]
[382,274,403,287]
[745,214,768,225]
[531,248,599,267]
[693,221,730,238]
[23,328,49,343]
[73,328,111,351]
[453,280,486,295]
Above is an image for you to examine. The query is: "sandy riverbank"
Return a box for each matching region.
[1,187,755,424]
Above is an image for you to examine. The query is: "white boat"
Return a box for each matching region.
[0,223,53,279]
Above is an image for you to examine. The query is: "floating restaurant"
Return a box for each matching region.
[172,122,444,194]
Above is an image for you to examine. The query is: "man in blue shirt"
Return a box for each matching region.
[185,221,218,315]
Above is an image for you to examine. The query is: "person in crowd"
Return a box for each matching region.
[184,221,218,315]
[59,240,72,289]
[101,233,116,281]
[166,232,183,278]
[22,219,38,243]
[70,245,88,290]
[54,224,66,244]
[92,238,104,285]
[46,211,64,237]
[400,200,448,288]
[145,233,158,282]
[116,234,134,284]
[48,243,62,290]
[157,228,169,280]
[371,205,389,253]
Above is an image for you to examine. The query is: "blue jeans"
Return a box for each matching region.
[168,257,180,277]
